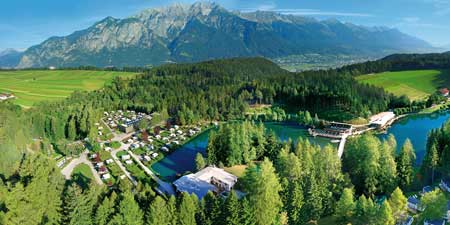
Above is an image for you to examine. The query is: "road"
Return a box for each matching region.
[60,151,104,185]
[128,151,175,195]
[111,143,138,186]
[337,134,348,159]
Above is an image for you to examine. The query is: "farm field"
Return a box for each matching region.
[356,70,450,101]
[0,70,137,107]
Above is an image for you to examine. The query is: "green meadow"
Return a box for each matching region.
[356,70,450,101]
[0,70,137,107]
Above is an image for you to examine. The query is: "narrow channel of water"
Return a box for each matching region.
[151,122,337,182]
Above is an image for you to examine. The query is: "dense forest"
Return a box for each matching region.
[1,111,420,225]
[338,52,450,76]
[24,57,405,145]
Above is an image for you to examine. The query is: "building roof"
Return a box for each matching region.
[173,166,238,199]
[425,219,446,225]
[370,111,396,126]
[439,88,449,95]
[194,167,237,187]
[443,177,450,185]
[423,185,434,193]
[173,174,217,199]
[407,196,419,205]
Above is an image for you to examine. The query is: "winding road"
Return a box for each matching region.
[60,150,104,185]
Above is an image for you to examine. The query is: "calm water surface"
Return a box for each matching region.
[379,111,450,165]
[151,122,336,181]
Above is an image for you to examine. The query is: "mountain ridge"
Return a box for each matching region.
[10,2,434,68]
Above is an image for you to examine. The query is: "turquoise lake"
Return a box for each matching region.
[152,112,450,181]
[379,111,450,165]
[151,122,336,182]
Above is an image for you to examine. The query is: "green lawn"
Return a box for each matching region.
[0,70,137,107]
[356,70,450,101]
[71,163,94,188]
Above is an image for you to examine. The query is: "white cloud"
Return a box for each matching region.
[240,7,373,17]
[396,17,449,29]
[422,0,450,15]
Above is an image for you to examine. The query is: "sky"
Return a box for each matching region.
[1,0,449,52]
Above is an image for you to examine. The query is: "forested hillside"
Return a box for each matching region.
[339,52,450,75]
[24,57,401,144]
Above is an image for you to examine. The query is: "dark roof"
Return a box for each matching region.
[425,219,445,225]
[423,185,433,193]
[443,177,450,185]
[407,196,419,205]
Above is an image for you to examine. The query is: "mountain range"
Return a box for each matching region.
[4,2,434,68]
[0,49,23,68]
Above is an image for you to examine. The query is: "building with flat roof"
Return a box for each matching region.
[370,111,396,128]
[173,166,238,199]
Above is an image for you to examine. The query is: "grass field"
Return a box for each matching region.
[0,70,137,107]
[356,70,450,101]
[71,163,94,188]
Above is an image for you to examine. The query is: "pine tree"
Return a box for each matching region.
[146,196,170,225]
[178,193,198,225]
[167,196,178,225]
[95,192,117,225]
[243,158,282,225]
[396,139,416,189]
[334,188,356,224]
[223,191,241,225]
[377,201,395,225]
[195,153,206,171]
[112,191,144,225]
[67,117,77,141]
[240,198,255,225]
[285,181,304,225]
[388,187,407,222]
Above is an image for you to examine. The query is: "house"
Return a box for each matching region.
[98,166,108,174]
[105,159,114,164]
[424,219,446,225]
[102,173,111,180]
[440,88,450,97]
[447,201,450,223]
[105,147,112,151]
[90,153,98,159]
[403,216,414,225]
[173,166,238,199]
[369,112,396,129]
[151,153,159,158]
[441,178,450,192]
[422,186,434,196]
[121,155,131,161]
[143,155,151,162]
[118,124,134,133]
[96,162,104,168]
[160,146,169,152]
[408,196,423,212]
[146,145,154,151]
[48,66,56,70]
[125,160,133,165]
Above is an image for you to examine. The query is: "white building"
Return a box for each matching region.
[370,112,396,128]
[173,166,238,199]
[102,173,111,180]
[121,155,131,161]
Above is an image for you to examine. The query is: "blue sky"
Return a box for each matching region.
[1,0,449,51]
